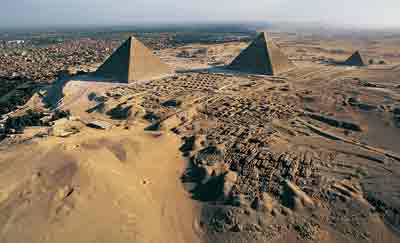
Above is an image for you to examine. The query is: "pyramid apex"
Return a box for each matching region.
[229,31,294,75]
[96,36,172,82]
[257,32,268,40]
[344,50,366,66]
[260,31,268,36]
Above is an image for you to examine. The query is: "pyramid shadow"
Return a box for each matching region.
[176,64,267,76]
[42,76,79,110]
[327,60,366,68]
[327,51,367,67]
[176,64,298,77]
[42,72,126,110]
[176,65,230,74]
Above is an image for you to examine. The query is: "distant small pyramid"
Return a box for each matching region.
[96,37,172,82]
[229,32,294,75]
[344,51,366,66]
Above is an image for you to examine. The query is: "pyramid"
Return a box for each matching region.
[229,32,294,75]
[96,37,172,82]
[343,51,366,66]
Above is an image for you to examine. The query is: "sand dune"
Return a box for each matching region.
[0,124,201,243]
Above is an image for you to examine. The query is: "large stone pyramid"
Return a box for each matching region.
[343,51,366,66]
[96,37,172,82]
[229,32,294,75]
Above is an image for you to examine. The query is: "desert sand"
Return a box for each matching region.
[0,120,202,243]
[1,31,400,243]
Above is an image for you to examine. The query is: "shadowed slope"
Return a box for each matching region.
[344,51,366,66]
[229,32,294,75]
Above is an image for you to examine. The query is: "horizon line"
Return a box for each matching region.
[1,20,399,33]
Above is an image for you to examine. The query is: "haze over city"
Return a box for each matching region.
[2,0,400,29]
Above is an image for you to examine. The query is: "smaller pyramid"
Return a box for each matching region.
[96,37,172,82]
[344,51,366,66]
[229,32,294,75]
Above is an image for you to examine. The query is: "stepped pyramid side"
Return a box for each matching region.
[229,32,294,75]
[96,37,172,82]
[266,38,295,74]
[344,51,366,66]
[129,39,172,81]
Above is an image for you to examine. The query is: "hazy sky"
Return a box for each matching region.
[2,0,400,29]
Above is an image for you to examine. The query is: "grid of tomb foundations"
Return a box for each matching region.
[183,93,323,204]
